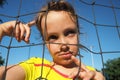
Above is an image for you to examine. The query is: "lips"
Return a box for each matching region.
[59,52,73,59]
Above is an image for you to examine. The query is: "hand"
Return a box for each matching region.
[69,56,105,80]
[0,20,35,43]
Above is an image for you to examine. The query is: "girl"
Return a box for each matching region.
[0,1,105,80]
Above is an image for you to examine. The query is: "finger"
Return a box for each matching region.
[68,68,79,79]
[24,24,31,43]
[71,56,89,72]
[15,23,20,41]
[69,71,91,80]
[27,20,35,27]
[94,71,105,80]
[68,73,76,79]
[71,56,80,66]
[19,23,25,41]
[80,71,95,80]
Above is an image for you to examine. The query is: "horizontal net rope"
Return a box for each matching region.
[0,0,120,79]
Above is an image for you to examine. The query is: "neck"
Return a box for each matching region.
[52,61,78,76]
[52,61,77,68]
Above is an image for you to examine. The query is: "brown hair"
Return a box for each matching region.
[35,0,79,37]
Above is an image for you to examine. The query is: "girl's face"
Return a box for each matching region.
[41,11,79,67]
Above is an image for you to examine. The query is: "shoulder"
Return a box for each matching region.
[86,66,96,71]
[19,57,51,65]
[18,57,52,80]
[19,57,51,66]
[0,65,25,80]
[26,57,50,64]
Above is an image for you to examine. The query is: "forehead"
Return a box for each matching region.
[41,11,76,30]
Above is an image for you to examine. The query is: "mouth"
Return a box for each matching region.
[59,51,73,59]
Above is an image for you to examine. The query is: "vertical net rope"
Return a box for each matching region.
[0,0,120,79]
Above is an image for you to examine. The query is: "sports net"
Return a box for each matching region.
[0,0,120,79]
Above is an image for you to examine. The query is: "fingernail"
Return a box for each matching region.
[17,37,20,42]
[26,40,30,44]
[16,37,18,41]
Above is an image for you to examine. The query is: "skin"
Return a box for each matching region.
[0,65,25,80]
[0,21,30,80]
[0,21,31,43]
[41,11,78,67]
[0,12,105,80]
[41,11,105,80]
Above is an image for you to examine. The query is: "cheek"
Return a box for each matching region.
[46,44,58,54]
[74,46,78,54]
[69,36,78,44]
[69,37,79,55]
[70,45,78,55]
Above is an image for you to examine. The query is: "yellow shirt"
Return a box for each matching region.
[19,57,95,80]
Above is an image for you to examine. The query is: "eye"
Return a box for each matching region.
[47,35,58,42]
[65,29,77,37]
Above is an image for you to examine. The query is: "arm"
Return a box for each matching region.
[0,20,35,80]
[0,65,25,80]
[0,24,4,41]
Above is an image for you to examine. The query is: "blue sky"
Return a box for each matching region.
[0,0,120,70]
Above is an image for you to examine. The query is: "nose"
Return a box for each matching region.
[60,44,69,52]
[60,37,69,52]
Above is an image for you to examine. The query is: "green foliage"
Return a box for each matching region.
[0,56,4,66]
[104,57,120,80]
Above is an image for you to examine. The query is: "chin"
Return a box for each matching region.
[60,60,74,67]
